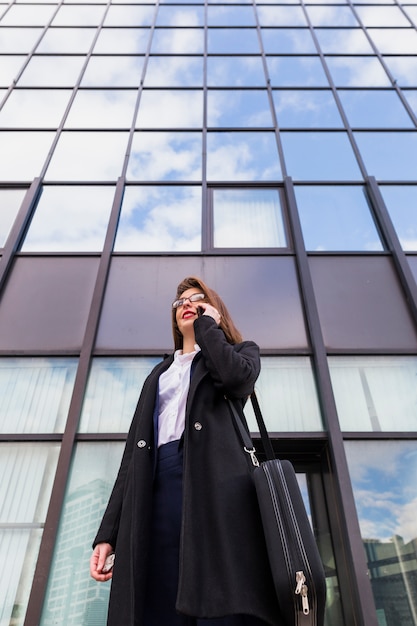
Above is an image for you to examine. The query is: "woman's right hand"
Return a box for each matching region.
[90,542,114,582]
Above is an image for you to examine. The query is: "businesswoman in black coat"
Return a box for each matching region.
[90,276,280,626]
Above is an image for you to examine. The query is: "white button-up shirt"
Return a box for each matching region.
[157,346,200,447]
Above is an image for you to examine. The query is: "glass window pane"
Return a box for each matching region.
[82,56,146,87]
[329,356,417,431]
[79,357,160,432]
[22,186,115,252]
[295,186,383,251]
[244,357,323,432]
[306,5,358,26]
[383,56,417,87]
[315,28,374,53]
[0,357,78,433]
[0,89,72,127]
[39,442,124,626]
[257,5,307,25]
[104,4,155,26]
[267,56,329,87]
[0,56,26,84]
[273,90,343,128]
[355,5,410,26]
[114,185,201,251]
[127,131,202,181]
[207,27,260,53]
[354,131,417,181]
[207,5,255,25]
[36,27,97,53]
[17,56,85,87]
[368,27,417,53]
[156,5,204,25]
[0,188,26,247]
[207,89,273,127]
[338,89,414,127]
[93,28,151,53]
[136,90,203,128]
[52,4,105,26]
[1,4,56,25]
[151,27,204,53]
[0,28,43,52]
[206,56,265,87]
[213,188,287,248]
[404,91,417,117]
[261,28,316,53]
[144,55,203,87]
[207,131,281,181]
[325,56,391,87]
[65,90,137,129]
[0,131,54,182]
[380,185,417,252]
[281,131,362,181]
[345,440,417,626]
[0,443,60,626]
[45,131,128,181]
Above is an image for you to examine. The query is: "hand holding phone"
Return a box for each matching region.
[102,553,115,573]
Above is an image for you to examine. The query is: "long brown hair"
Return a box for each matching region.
[172,276,243,350]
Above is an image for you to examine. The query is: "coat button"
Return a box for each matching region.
[137,440,146,448]
[194,422,202,431]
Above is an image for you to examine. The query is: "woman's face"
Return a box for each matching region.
[175,287,206,337]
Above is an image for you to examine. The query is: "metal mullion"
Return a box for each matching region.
[201,0,209,252]
[284,175,378,626]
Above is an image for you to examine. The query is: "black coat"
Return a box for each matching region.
[93,316,281,626]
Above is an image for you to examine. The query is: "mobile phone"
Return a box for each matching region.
[197,306,204,317]
[102,553,115,573]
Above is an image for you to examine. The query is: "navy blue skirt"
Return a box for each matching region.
[143,440,267,626]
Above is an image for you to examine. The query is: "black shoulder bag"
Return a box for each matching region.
[227,393,327,626]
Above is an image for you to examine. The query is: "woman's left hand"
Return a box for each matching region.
[199,303,221,325]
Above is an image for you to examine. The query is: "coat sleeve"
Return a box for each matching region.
[193,315,260,398]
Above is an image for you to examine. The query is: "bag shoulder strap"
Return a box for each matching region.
[250,392,275,461]
[226,393,275,463]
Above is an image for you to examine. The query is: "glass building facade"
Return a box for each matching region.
[0,0,417,623]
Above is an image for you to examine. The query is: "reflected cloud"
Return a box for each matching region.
[64,90,137,128]
[136,90,203,128]
[82,55,145,87]
[0,89,72,127]
[144,55,203,87]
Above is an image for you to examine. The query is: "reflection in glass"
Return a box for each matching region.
[79,357,160,432]
[0,443,60,626]
[0,4,56,25]
[354,131,417,181]
[144,55,203,86]
[93,27,151,53]
[354,5,410,26]
[244,357,323,432]
[39,443,124,626]
[206,56,265,87]
[0,28,43,53]
[114,186,201,251]
[22,186,115,252]
[325,56,391,87]
[345,441,417,626]
[82,55,146,87]
[273,90,343,128]
[380,186,417,251]
[305,5,358,26]
[0,131,54,182]
[281,131,362,181]
[52,4,105,26]
[207,89,273,127]
[156,5,204,26]
[136,90,203,128]
[261,28,316,53]
[338,90,413,127]
[368,28,417,53]
[0,56,26,84]
[315,28,374,53]
[295,186,383,251]
[17,56,85,87]
[0,189,26,247]
[36,27,97,53]
[267,56,329,87]
[0,357,78,433]
[0,89,71,127]
[213,188,286,248]
[206,131,281,181]
[127,131,202,181]
[151,27,204,53]
[207,27,260,53]
[104,4,155,26]
[207,5,256,25]
[65,90,137,128]
[383,57,417,87]
[45,131,128,181]
[257,5,307,25]
[329,356,417,431]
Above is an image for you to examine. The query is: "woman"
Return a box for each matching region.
[90,276,280,626]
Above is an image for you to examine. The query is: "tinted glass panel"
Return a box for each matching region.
[325,56,391,87]
[155,5,204,25]
[207,89,273,127]
[345,441,417,626]
[151,27,204,53]
[22,186,115,252]
[0,357,77,433]
[78,357,160,432]
[206,56,265,87]
[212,188,287,248]
[337,90,413,127]
[114,185,201,251]
[383,57,417,87]
[354,131,417,181]
[380,185,417,251]
[0,443,60,626]
[273,90,343,127]
[0,188,26,247]
[207,5,255,25]
[261,28,316,53]
[257,5,307,25]
[39,443,124,626]
[315,28,374,53]
[144,56,203,87]
[306,5,358,25]
[207,27,260,53]
[267,56,329,87]
[295,186,383,251]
